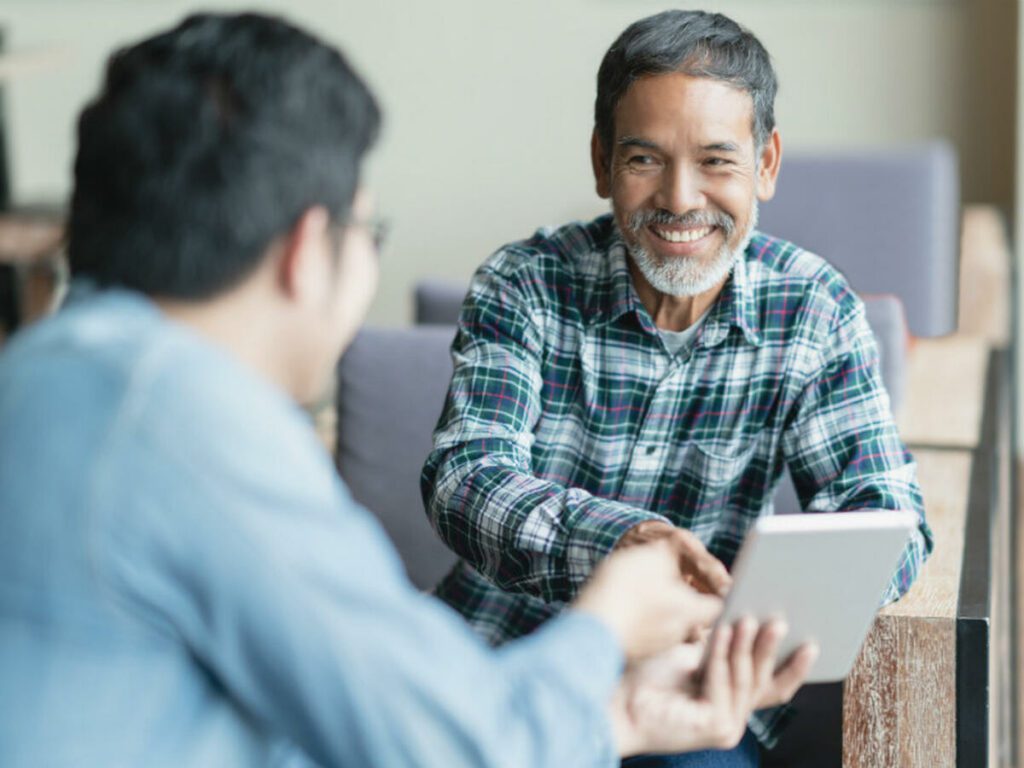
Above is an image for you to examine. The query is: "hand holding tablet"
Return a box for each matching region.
[611,616,818,756]
[707,510,919,683]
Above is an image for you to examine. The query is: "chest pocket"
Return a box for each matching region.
[675,438,759,518]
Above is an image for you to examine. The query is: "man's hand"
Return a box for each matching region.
[609,619,819,757]
[573,540,722,662]
[615,520,732,597]
[751,633,820,709]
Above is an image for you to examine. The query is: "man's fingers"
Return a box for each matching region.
[701,624,733,701]
[751,619,786,689]
[692,558,733,596]
[673,533,732,596]
[680,592,723,631]
[626,526,732,596]
[769,642,820,705]
[729,617,757,712]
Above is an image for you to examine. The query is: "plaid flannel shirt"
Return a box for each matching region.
[421,214,933,746]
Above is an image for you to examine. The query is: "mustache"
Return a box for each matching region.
[628,208,736,237]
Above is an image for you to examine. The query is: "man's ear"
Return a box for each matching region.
[591,129,612,199]
[278,205,331,303]
[756,129,782,202]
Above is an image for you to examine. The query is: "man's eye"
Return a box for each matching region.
[628,154,656,166]
[704,157,732,167]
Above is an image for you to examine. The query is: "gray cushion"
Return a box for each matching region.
[335,325,458,589]
[759,142,959,337]
[414,278,467,326]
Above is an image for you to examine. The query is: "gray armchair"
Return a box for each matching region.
[759,141,959,337]
[335,325,458,590]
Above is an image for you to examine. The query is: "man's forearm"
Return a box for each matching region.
[424,441,668,602]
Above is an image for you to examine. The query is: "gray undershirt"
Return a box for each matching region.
[658,308,711,357]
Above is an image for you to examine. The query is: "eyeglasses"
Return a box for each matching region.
[345,216,390,253]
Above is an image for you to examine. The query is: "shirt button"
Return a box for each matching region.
[645,445,657,456]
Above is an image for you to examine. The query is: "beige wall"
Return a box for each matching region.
[0,0,1013,325]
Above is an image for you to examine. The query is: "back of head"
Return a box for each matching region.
[68,13,380,300]
[595,10,777,158]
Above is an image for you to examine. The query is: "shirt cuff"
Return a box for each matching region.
[564,495,672,590]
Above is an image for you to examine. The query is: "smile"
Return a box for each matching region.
[650,225,714,244]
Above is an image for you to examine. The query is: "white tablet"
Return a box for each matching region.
[714,510,918,683]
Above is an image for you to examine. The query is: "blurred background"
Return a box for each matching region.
[0,0,1016,325]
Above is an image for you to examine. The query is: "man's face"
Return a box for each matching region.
[593,72,780,298]
[302,190,380,403]
[330,190,380,349]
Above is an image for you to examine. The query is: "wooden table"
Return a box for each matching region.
[843,448,969,765]
[840,206,1016,766]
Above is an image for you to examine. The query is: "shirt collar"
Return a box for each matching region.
[593,228,763,348]
[602,237,648,326]
[699,250,763,349]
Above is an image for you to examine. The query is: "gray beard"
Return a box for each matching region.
[626,200,758,297]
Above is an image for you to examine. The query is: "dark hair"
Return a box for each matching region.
[595,10,777,161]
[68,13,380,299]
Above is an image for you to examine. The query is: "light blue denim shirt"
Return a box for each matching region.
[0,289,622,767]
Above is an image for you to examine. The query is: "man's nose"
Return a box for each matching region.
[656,163,706,214]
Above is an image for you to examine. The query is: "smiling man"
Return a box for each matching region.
[422,10,933,767]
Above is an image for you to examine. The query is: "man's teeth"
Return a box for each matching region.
[654,226,712,243]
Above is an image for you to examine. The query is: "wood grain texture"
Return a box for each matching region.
[843,615,957,767]
[842,450,971,766]
[896,335,989,450]
[843,616,900,767]
[896,617,956,765]
[957,206,1010,345]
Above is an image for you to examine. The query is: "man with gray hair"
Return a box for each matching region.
[423,9,933,766]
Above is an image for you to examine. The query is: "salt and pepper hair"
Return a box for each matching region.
[594,10,778,161]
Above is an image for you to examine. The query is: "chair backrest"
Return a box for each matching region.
[758,142,959,337]
[415,278,467,326]
[335,325,458,589]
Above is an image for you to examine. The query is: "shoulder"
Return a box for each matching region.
[744,231,865,345]
[470,214,617,315]
[2,289,336,512]
[0,291,162,466]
